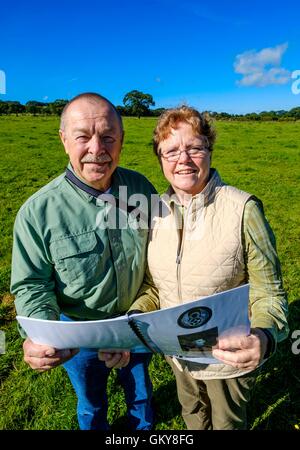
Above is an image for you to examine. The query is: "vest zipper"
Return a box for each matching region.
[176,246,182,302]
[175,201,191,303]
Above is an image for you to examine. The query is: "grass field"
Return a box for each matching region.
[0,115,299,430]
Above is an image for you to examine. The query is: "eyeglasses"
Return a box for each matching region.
[160,146,209,162]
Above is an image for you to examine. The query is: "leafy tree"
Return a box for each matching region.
[288,107,300,119]
[25,101,46,115]
[245,113,261,121]
[50,99,68,116]
[123,90,155,118]
[7,101,25,115]
[151,107,166,117]
[0,100,9,115]
[116,105,129,116]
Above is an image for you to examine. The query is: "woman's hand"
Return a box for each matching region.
[212,328,268,371]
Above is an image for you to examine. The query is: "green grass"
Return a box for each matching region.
[0,116,299,430]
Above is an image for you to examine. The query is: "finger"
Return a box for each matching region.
[98,349,126,362]
[113,352,130,369]
[217,334,250,351]
[211,353,246,369]
[212,348,260,370]
[251,329,268,359]
[53,348,77,358]
[98,351,114,362]
[24,348,79,371]
[24,355,63,371]
[212,348,251,364]
[104,351,130,369]
[54,348,80,364]
[23,338,56,359]
[104,352,123,368]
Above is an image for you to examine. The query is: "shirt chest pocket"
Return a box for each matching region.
[50,231,102,285]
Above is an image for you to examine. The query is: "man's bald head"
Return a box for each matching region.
[59,92,123,134]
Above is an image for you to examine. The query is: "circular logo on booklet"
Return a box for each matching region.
[177,306,212,329]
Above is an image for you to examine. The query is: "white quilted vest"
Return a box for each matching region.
[148,169,254,379]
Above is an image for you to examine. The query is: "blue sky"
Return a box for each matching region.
[1,0,300,113]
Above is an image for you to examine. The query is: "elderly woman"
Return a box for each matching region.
[100,105,289,430]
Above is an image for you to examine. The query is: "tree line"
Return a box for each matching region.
[0,90,164,118]
[209,108,300,121]
[0,89,300,121]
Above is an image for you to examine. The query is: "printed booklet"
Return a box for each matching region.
[17,284,250,364]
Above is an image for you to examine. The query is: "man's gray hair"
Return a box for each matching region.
[59,92,123,132]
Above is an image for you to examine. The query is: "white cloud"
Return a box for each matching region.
[43,95,49,100]
[239,67,290,87]
[234,43,290,87]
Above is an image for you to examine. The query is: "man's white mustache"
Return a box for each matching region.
[81,156,111,163]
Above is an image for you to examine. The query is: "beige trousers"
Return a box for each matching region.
[167,356,258,430]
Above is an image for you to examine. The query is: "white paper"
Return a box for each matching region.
[17,284,250,363]
[17,314,147,352]
[129,284,250,363]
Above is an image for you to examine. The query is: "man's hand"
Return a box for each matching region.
[98,350,130,368]
[212,328,268,372]
[23,338,79,372]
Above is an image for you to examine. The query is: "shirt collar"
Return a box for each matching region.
[65,163,112,202]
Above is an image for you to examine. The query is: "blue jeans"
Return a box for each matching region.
[61,316,153,430]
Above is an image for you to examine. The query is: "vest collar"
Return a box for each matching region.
[162,169,224,208]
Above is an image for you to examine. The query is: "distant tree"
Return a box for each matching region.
[25,101,46,115]
[213,112,231,120]
[116,105,129,116]
[258,111,277,121]
[245,113,261,121]
[1,97,299,121]
[0,100,9,115]
[50,99,68,116]
[41,104,52,115]
[123,90,155,118]
[151,107,166,117]
[288,107,300,119]
[276,110,287,117]
[7,101,25,115]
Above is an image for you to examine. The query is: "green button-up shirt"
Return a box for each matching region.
[11,165,157,323]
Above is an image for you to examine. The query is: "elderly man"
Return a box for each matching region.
[11,93,157,430]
